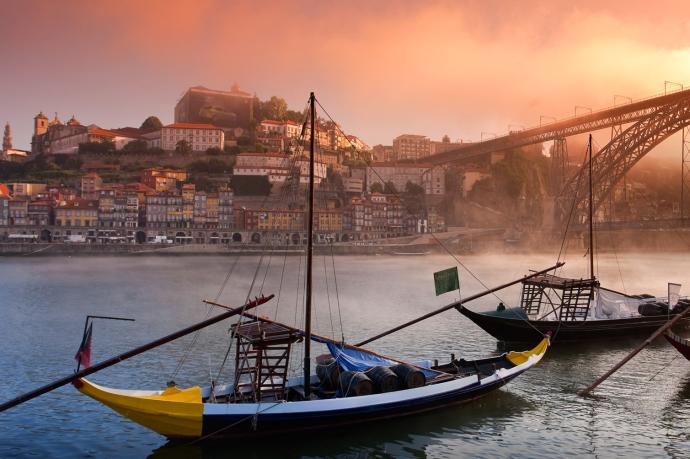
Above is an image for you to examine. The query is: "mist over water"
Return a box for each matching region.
[1,253,690,458]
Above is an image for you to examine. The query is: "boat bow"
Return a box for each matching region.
[74,378,203,438]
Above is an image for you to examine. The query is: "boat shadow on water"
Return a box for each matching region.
[147,390,535,459]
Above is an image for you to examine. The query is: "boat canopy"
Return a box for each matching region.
[523,273,596,289]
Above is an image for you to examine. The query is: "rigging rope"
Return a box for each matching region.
[314,97,546,337]
[169,254,241,380]
[330,241,345,342]
[214,253,265,382]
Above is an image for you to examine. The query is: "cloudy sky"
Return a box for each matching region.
[1,0,689,150]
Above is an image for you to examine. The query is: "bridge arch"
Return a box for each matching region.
[558,98,690,221]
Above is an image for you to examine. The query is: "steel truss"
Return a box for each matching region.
[558,98,690,220]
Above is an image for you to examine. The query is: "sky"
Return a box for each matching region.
[1,0,690,151]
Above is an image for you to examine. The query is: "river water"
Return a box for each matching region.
[1,252,690,458]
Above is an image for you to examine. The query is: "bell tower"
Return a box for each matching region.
[2,123,11,151]
[34,111,49,136]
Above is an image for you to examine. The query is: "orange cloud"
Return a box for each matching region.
[1,0,689,150]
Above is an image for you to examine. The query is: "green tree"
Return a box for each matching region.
[224,145,241,155]
[384,181,398,194]
[140,116,163,131]
[231,175,272,196]
[206,147,223,156]
[403,181,426,216]
[78,140,114,155]
[266,96,288,120]
[370,182,384,193]
[122,139,148,153]
[175,140,191,155]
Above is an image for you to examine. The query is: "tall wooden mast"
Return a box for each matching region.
[303,92,316,398]
[588,134,595,280]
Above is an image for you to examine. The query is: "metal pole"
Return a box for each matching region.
[0,295,273,413]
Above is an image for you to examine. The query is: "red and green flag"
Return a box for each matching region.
[74,322,93,369]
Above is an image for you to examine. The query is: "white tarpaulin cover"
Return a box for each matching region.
[594,288,647,319]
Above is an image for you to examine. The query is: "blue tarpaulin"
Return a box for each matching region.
[311,336,439,378]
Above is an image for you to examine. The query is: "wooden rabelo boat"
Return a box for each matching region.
[458,274,689,343]
[35,93,549,440]
[458,135,689,344]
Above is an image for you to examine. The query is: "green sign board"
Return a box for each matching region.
[434,266,459,296]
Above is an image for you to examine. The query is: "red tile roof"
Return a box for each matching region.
[87,127,117,138]
[57,198,98,209]
[110,127,144,138]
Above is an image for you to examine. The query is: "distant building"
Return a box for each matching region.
[1,123,28,162]
[54,199,98,227]
[234,153,327,184]
[430,138,469,155]
[8,199,28,226]
[30,112,140,154]
[9,183,47,198]
[345,135,369,151]
[393,134,430,160]
[174,84,254,133]
[145,191,183,229]
[141,168,188,192]
[81,173,103,200]
[259,120,302,138]
[371,145,395,162]
[27,201,52,226]
[218,186,234,229]
[158,123,225,152]
[0,185,9,226]
[366,163,445,196]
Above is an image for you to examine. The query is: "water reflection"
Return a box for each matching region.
[148,391,533,459]
[4,254,690,458]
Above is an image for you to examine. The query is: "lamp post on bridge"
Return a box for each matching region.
[575,106,592,117]
[665,81,683,95]
[539,115,556,127]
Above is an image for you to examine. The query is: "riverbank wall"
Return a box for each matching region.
[2,228,689,256]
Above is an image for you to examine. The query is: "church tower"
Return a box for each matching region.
[34,111,49,136]
[32,111,50,154]
[2,123,11,151]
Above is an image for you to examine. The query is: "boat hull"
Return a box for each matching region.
[76,338,549,439]
[200,373,518,438]
[665,331,690,361]
[457,305,690,344]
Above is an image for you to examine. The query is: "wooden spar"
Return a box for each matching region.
[356,262,565,347]
[578,305,690,397]
[0,294,274,413]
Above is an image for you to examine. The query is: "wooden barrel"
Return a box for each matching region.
[366,366,399,393]
[338,371,374,397]
[316,358,341,389]
[391,364,426,389]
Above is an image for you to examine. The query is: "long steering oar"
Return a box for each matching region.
[578,304,690,397]
[357,262,564,346]
[0,294,274,413]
